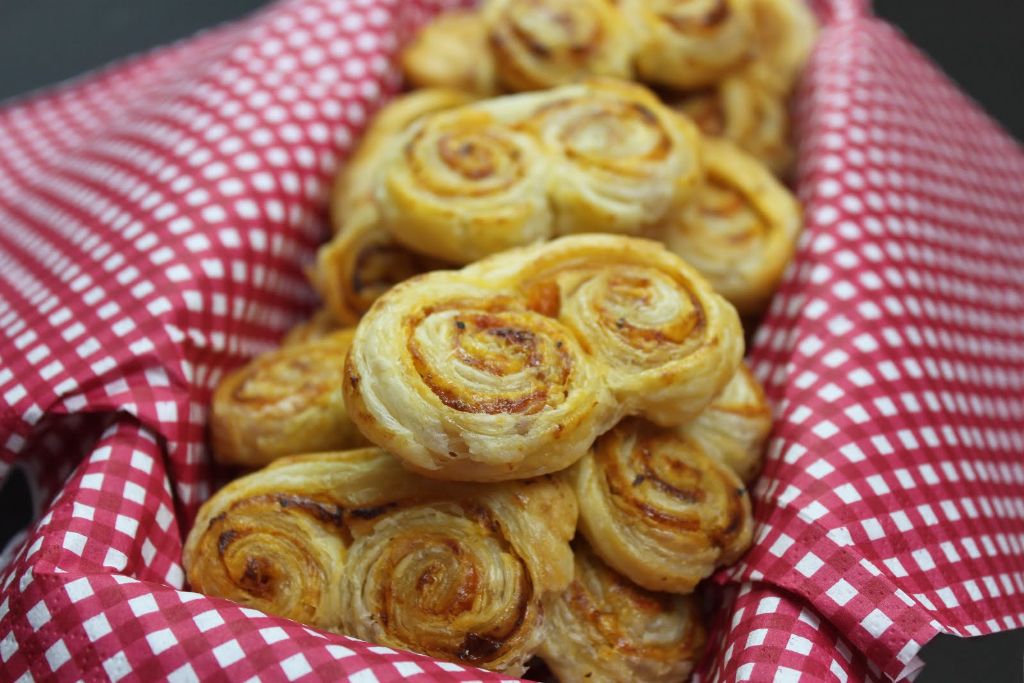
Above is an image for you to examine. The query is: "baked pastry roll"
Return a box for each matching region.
[519,80,702,237]
[680,363,771,483]
[210,329,365,467]
[538,541,706,683]
[330,88,476,229]
[483,0,634,92]
[344,235,743,481]
[622,0,755,90]
[401,10,497,94]
[512,234,744,426]
[183,449,577,676]
[375,106,554,263]
[316,203,450,324]
[572,418,753,593]
[344,270,615,482]
[280,308,340,347]
[662,137,801,315]
[743,0,817,95]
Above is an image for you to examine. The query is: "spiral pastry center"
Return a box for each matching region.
[700,176,769,247]
[550,101,672,174]
[409,117,526,197]
[567,266,706,366]
[408,305,574,415]
[507,0,600,56]
[356,510,534,665]
[200,495,346,624]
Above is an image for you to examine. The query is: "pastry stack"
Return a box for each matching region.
[184,2,814,680]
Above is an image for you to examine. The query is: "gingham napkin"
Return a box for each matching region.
[1,1,1022,681]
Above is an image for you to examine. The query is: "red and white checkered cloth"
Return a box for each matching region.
[1,0,1022,680]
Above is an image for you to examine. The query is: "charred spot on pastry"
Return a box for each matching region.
[276,495,346,527]
[632,473,646,486]
[458,632,505,663]
[455,319,466,330]
[349,503,396,520]
[240,557,274,596]
[217,530,238,554]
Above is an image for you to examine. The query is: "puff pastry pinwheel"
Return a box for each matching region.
[572,418,753,593]
[344,235,743,481]
[662,137,801,315]
[518,80,702,238]
[344,270,614,482]
[316,203,451,324]
[330,88,475,228]
[400,10,497,95]
[680,363,771,483]
[374,81,702,264]
[622,0,755,90]
[210,330,365,467]
[482,0,634,92]
[743,0,817,95]
[538,541,706,683]
[374,105,554,264]
[183,449,577,676]
[512,234,744,426]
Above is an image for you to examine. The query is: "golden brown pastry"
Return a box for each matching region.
[512,234,744,426]
[330,88,475,231]
[375,105,555,263]
[343,269,615,482]
[400,10,497,94]
[572,418,753,593]
[662,136,801,315]
[183,449,577,676]
[676,73,795,176]
[374,82,702,264]
[519,80,702,237]
[539,541,706,683]
[483,0,634,92]
[210,330,365,467]
[344,235,743,481]
[280,308,340,347]
[680,363,771,483]
[315,203,450,324]
[743,0,817,95]
[622,0,755,90]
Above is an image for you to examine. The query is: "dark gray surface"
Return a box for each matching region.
[0,1,1021,680]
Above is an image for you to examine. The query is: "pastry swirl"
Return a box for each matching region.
[680,363,771,483]
[210,329,365,467]
[743,0,817,96]
[373,82,703,264]
[672,76,792,177]
[344,272,614,481]
[483,0,633,92]
[330,88,476,229]
[538,541,706,683]
[401,10,497,94]
[344,235,743,481]
[572,418,753,593]
[520,80,702,237]
[623,0,755,90]
[183,449,577,675]
[514,235,744,426]
[376,107,554,263]
[663,137,801,315]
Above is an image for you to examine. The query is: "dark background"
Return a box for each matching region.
[0,1,1021,681]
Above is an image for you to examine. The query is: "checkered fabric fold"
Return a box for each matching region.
[1,0,1022,680]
